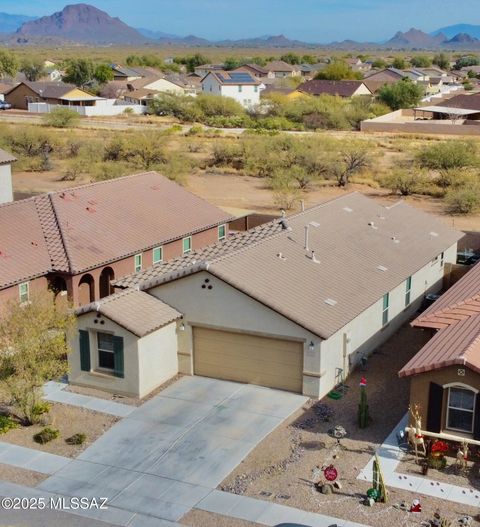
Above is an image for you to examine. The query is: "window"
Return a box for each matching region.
[238,85,243,92]
[134,253,142,272]
[254,86,258,93]
[405,276,412,307]
[19,282,29,304]
[382,293,389,326]
[183,236,192,254]
[152,246,163,265]
[97,333,115,371]
[447,387,475,433]
[440,251,445,267]
[218,224,226,241]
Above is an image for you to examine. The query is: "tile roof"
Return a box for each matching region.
[265,61,299,73]
[298,80,370,97]
[400,261,480,377]
[0,148,16,165]
[76,289,182,337]
[434,94,480,112]
[115,193,462,340]
[0,171,232,288]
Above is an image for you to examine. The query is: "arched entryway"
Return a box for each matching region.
[78,274,95,305]
[99,267,115,299]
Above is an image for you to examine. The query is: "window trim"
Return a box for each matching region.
[218,224,226,241]
[19,281,29,304]
[182,236,192,254]
[152,246,163,265]
[446,386,475,434]
[440,251,445,267]
[97,332,115,372]
[134,253,142,272]
[405,276,412,307]
[382,293,389,326]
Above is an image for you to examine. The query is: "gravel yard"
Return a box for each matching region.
[0,403,117,458]
[220,322,480,527]
[0,463,47,487]
[181,510,261,527]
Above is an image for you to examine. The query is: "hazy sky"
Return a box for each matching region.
[4,0,479,41]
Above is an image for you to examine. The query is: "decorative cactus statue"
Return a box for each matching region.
[358,376,369,428]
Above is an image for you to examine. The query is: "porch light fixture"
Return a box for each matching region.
[179,322,185,331]
[309,341,315,351]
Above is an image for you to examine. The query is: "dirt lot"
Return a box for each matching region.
[181,510,260,527]
[220,322,480,527]
[0,463,47,487]
[1,403,117,458]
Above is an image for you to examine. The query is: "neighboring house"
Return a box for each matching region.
[4,81,102,110]
[264,60,301,78]
[110,64,144,82]
[71,193,461,398]
[347,58,372,74]
[232,64,273,79]
[194,64,224,78]
[201,71,264,108]
[399,261,480,442]
[0,82,15,102]
[297,80,372,98]
[298,63,326,79]
[364,68,406,84]
[127,74,198,97]
[413,93,480,121]
[0,171,232,308]
[123,89,162,106]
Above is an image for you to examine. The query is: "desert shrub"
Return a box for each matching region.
[445,186,480,214]
[195,93,245,118]
[435,169,478,190]
[253,116,303,131]
[149,92,203,122]
[383,169,422,196]
[123,107,134,115]
[5,127,56,157]
[33,427,60,444]
[43,108,80,128]
[0,415,18,434]
[204,115,252,128]
[91,161,132,181]
[65,432,87,445]
[61,159,86,181]
[270,171,300,210]
[211,141,244,167]
[160,153,194,184]
[417,141,478,170]
[31,401,51,420]
[185,125,205,136]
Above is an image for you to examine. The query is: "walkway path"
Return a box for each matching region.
[0,441,69,474]
[358,413,480,507]
[43,381,134,417]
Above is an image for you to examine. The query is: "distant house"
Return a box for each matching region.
[399,261,480,443]
[0,171,232,308]
[298,63,326,79]
[297,80,372,98]
[201,71,264,108]
[412,93,480,121]
[346,58,371,74]
[110,64,144,82]
[264,60,301,78]
[127,74,198,97]
[364,68,406,84]
[0,82,14,102]
[4,81,102,110]
[194,64,224,78]
[232,64,273,79]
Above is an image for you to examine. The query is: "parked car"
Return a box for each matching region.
[457,250,480,265]
[0,102,12,110]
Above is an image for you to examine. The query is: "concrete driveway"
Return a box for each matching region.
[38,376,307,524]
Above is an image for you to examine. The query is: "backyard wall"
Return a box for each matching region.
[28,100,147,116]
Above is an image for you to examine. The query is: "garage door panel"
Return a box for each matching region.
[193,327,303,393]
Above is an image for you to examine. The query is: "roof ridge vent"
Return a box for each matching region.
[277,252,287,260]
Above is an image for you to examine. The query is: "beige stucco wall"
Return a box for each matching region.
[319,242,457,398]
[410,365,480,435]
[137,322,179,398]
[149,271,322,397]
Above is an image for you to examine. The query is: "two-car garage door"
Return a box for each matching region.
[193,327,303,393]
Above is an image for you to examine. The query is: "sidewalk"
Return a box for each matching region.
[43,381,134,418]
[0,441,69,474]
[358,413,480,507]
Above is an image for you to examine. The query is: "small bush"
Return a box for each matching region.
[0,415,18,434]
[445,187,480,214]
[33,427,60,444]
[123,107,134,115]
[31,401,51,419]
[44,108,81,128]
[65,433,87,445]
[383,169,421,196]
[417,141,478,170]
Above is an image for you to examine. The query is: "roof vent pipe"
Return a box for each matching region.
[300,199,305,212]
[281,209,286,218]
[304,224,309,251]
[311,250,320,264]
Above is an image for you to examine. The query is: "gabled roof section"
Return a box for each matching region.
[0,148,16,165]
[116,193,463,340]
[298,80,370,97]
[265,60,299,72]
[76,289,182,337]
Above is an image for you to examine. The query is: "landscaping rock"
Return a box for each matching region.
[321,484,333,495]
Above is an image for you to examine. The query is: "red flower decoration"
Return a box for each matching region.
[431,440,449,453]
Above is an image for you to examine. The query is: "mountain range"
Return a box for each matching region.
[1,3,480,49]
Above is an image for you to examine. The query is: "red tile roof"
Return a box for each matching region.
[0,172,232,289]
[400,261,480,377]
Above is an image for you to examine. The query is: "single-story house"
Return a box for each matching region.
[297,80,372,98]
[71,193,462,399]
[126,74,198,98]
[201,71,264,108]
[399,261,480,442]
[412,93,480,121]
[4,81,102,110]
[110,64,144,82]
[0,170,232,308]
[364,68,407,84]
[232,64,273,79]
[264,60,302,78]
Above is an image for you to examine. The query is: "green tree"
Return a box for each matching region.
[433,53,450,70]
[94,63,114,84]
[372,59,387,69]
[175,53,210,73]
[0,291,75,425]
[301,55,317,65]
[391,57,406,69]
[223,57,242,70]
[62,59,95,87]
[410,55,432,68]
[0,50,18,78]
[280,53,301,65]
[417,141,477,170]
[20,59,45,81]
[377,78,423,110]
[315,61,362,80]
[454,56,479,69]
